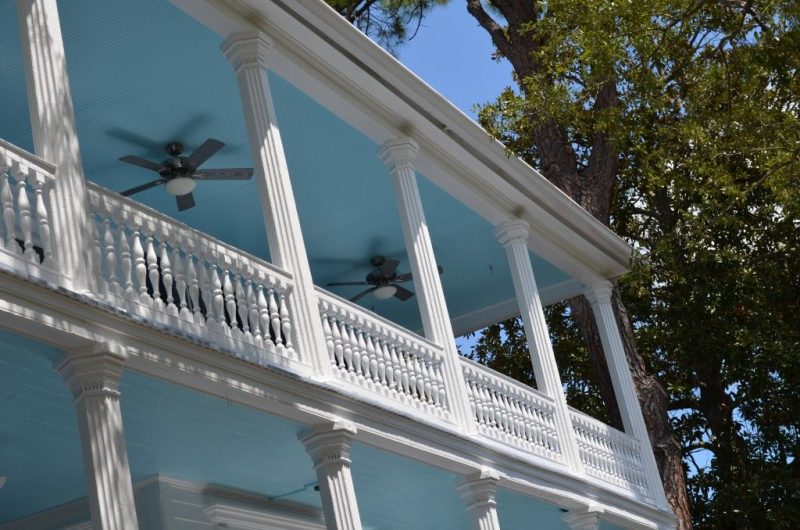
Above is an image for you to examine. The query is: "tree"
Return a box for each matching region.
[329,0,800,528]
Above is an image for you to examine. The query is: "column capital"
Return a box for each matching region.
[378,137,419,173]
[561,505,604,530]
[221,31,273,73]
[494,219,531,247]
[56,341,128,401]
[299,419,358,469]
[457,467,500,509]
[584,280,614,307]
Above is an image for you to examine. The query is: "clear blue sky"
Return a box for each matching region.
[393,2,514,118]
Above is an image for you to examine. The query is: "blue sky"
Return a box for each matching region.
[394,2,514,118]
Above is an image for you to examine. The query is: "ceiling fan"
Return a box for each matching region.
[327,255,443,303]
[118,139,253,211]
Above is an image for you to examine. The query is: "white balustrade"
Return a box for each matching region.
[570,407,649,496]
[0,139,56,272]
[87,183,301,370]
[318,288,450,420]
[461,357,562,462]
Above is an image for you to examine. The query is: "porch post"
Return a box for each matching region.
[562,505,604,530]
[57,343,138,530]
[17,0,95,291]
[457,468,502,530]
[299,420,363,530]
[222,32,330,378]
[494,219,582,471]
[378,138,474,431]
[585,281,668,507]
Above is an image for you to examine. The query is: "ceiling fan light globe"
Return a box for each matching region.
[165,177,196,196]
[373,285,397,300]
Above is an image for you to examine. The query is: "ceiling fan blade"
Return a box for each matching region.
[381,259,400,276]
[186,138,225,168]
[176,192,195,211]
[350,287,377,303]
[394,265,443,283]
[327,281,371,287]
[394,285,415,301]
[119,155,166,173]
[106,127,161,152]
[120,178,166,197]
[193,168,253,180]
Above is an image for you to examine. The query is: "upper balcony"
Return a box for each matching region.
[0,0,670,524]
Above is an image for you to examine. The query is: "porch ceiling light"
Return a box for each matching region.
[373,285,397,300]
[164,177,196,197]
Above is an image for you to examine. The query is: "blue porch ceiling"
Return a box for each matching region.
[0,0,569,333]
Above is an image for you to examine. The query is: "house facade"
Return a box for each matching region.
[0,0,676,529]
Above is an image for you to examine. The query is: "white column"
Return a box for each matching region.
[457,468,502,530]
[299,420,363,530]
[585,281,668,507]
[222,32,330,377]
[17,0,95,291]
[378,138,474,430]
[56,343,138,530]
[562,505,604,530]
[494,219,582,471]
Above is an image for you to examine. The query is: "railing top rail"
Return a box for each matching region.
[316,286,443,354]
[569,406,638,444]
[87,182,292,282]
[0,138,57,178]
[460,356,555,405]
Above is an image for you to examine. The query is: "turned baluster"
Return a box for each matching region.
[0,164,17,254]
[171,240,189,320]
[185,250,202,323]
[279,290,292,351]
[331,315,344,371]
[406,351,419,400]
[159,230,176,316]
[365,328,378,384]
[321,311,335,365]
[235,270,250,340]
[102,214,120,295]
[245,275,260,344]
[32,175,52,265]
[222,263,237,335]
[376,340,388,388]
[384,342,396,392]
[114,212,133,298]
[421,358,434,405]
[130,218,148,303]
[257,284,273,352]
[144,228,161,308]
[267,286,282,348]
[467,379,482,424]
[209,263,226,331]
[340,320,354,377]
[398,348,410,397]
[16,171,35,262]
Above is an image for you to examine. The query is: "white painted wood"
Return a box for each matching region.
[318,288,450,420]
[16,0,95,291]
[494,220,583,472]
[562,505,605,530]
[56,342,139,530]
[221,31,331,379]
[378,137,474,431]
[461,357,562,462]
[457,468,502,530]
[299,420,363,530]
[585,281,669,508]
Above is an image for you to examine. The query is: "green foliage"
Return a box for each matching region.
[325,0,446,53]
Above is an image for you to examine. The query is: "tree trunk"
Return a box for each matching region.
[463,2,693,527]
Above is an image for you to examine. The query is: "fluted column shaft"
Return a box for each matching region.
[222,32,330,377]
[57,344,138,530]
[586,281,669,507]
[495,220,582,471]
[378,138,474,430]
[457,469,502,530]
[17,0,95,290]
[300,421,363,530]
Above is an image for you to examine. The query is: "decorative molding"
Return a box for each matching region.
[493,219,531,247]
[205,503,325,530]
[457,468,502,530]
[299,419,358,470]
[562,505,605,530]
[221,30,273,73]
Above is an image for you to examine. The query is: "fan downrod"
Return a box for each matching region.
[165,142,184,157]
